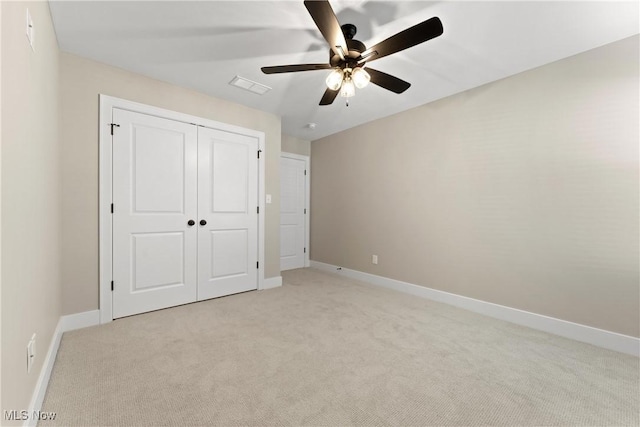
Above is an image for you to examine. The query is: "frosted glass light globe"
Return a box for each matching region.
[325,69,344,91]
[352,67,370,89]
[340,78,355,98]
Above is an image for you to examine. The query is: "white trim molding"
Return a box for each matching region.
[60,310,100,332]
[310,261,640,357]
[262,276,283,290]
[99,95,266,322]
[25,310,100,427]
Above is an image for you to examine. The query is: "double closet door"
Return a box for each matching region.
[112,109,258,319]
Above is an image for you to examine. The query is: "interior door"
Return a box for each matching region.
[280,155,307,270]
[197,127,259,300]
[112,109,198,318]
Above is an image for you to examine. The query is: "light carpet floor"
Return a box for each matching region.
[41,268,639,426]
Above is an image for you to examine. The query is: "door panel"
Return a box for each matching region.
[280,156,306,270]
[131,232,184,291]
[112,109,198,318]
[133,127,186,213]
[280,225,297,258]
[210,229,248,278]
[198,127,258,300]
[212,142,249,213]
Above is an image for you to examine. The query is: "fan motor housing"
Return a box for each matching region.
[329,39,366,67]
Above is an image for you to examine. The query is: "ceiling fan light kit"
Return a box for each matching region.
[326,67,370,98]
[261,0,443,106]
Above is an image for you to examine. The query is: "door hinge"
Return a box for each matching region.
[304,169,307,176]
[257,150,262,159]
[304,208,307,214]
[256,262,259,269]
[110,203,114,213]
[257,206,259,214]
[111,280,114,291]
[110,123,120,135]
[304,248,306,253]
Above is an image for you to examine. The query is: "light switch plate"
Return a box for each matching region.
[266,194,272,204]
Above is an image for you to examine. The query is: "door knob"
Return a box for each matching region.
[200,220,207,226]
[187,220,195,226]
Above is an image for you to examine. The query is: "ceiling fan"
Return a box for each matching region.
[261,0,443,106]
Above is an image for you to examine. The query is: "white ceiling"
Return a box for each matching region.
[49,1,639,140]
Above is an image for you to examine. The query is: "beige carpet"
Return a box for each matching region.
[41,268,638,426]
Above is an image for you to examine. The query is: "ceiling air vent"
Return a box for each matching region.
[229,76,271,95]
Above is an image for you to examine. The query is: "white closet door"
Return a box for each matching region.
[112,109,198,318]
[197,127,258,300]
[280,156,306,270]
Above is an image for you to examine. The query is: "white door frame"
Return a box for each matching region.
[99,95,266,324]
[280,152,310,269]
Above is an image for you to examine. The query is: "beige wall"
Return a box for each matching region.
[0,0,3,413]
[60,53,281,315]
[282,134,311,157]
[311,36,639,337]
[1,1,62,418]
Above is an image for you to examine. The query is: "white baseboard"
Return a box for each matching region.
[262,276,283,290]
[25,310,100,427]
[310,261,639,357]
[60,309,100,332]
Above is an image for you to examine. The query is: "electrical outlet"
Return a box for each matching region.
[26,9,35,51]
[31,333,36,358]
[27,334,36,373]
[372,255,378,265]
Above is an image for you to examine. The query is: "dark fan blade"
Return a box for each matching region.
[319,88,339,105]
[304,0,348,57]
[360,17,443,63]
[366,68,411,94]
[261,64,332,74]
